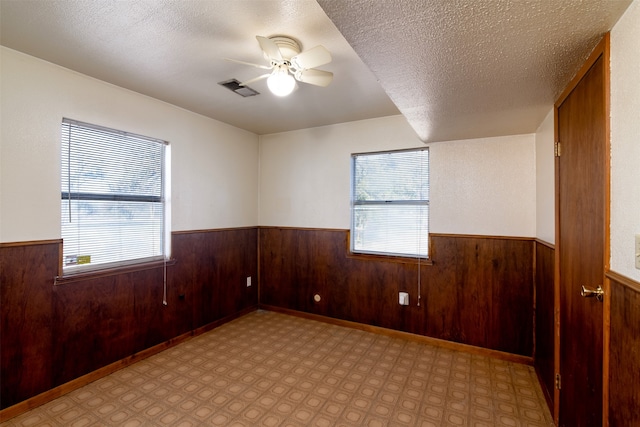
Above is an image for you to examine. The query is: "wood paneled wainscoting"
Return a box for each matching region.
[0,228,258,415]
[607,272,640,426]
[534,240,555,413]
[259,228,535,358]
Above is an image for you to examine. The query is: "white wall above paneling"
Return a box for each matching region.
[259,116,424,229]
[611,0,640,281]
[535,109,555,245]
[259,116,536,237]
[429,134,536,237]
[0,47,259,243]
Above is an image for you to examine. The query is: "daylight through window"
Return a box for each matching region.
[60,119,169,273]
[351,148,429,258]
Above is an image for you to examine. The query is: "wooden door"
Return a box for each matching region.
[555,37,609,427]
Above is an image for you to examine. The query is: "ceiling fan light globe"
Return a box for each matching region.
[267,70,296,97]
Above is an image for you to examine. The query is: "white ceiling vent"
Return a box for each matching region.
[218,79,260,97]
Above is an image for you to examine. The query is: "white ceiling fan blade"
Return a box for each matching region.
[256,36,282,61]
[291,45,332,70]
[239,73,271,87]
[296,69,333,87]
[224,58,272,70]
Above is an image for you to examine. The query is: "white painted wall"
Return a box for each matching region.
[259,116,424,229]
[535,109,555,244]
[0,47,259,243]
[610,0,640,281]
[260,115,536,237]
[429,134,536,236]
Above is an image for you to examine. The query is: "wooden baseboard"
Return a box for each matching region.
[0,305,258,423]
[260,305,534,366]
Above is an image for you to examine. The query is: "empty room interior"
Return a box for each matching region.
[1,1,639,426]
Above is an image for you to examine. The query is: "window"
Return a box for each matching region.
[351,148,429,258]
[61,118,169,273]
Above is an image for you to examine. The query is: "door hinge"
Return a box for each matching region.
[554,141,562,157]
[555,373,561,390]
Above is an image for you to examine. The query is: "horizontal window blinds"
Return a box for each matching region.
[61,119,166,272]
[351,148,429,257]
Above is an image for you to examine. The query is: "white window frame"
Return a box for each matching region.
[60,118,170,275]
[350,147,429,258]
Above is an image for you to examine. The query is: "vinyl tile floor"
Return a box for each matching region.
[3,310,554,426]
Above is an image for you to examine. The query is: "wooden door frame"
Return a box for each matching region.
[553,33,611,426]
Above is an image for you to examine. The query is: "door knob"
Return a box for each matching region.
[580,285,604,302]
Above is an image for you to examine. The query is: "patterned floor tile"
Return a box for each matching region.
[2,310,554,426]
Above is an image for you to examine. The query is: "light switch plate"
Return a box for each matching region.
[635,235,640,270]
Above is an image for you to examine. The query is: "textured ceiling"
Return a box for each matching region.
[0,0,633,141]
[317,0,632,141]
[0,0,399,135]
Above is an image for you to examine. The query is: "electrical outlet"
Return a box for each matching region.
[635,235,640,270]
[246,276,252,287]
[399,292,409,305]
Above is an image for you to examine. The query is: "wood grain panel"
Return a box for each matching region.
[259,228,534,356]
[4,227,540,411]
[608,274,640,427]
[426,235,534,355]
[172,231,211,332]
[171,228,258,334]
[259,228,427,335]
[346,258,421,331]
[260,228,348,316]
[0,242,59,408]
[1,228,258,410]
[51,269,164,385]
[534,240,555,411]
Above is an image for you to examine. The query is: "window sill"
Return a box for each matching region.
[346,252,433,266]
[55,258,177,286]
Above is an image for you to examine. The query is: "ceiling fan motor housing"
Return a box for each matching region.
[268,36,301,60]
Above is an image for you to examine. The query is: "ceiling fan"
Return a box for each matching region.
[225,35,333,97]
